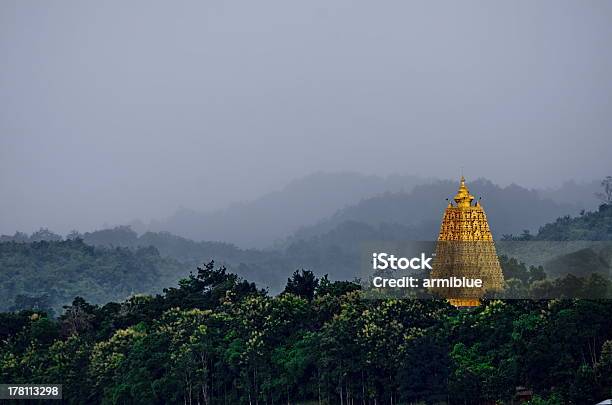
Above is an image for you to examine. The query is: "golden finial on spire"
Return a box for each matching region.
[453,176,475,208]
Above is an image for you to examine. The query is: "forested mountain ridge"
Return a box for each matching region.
[535,203,612,241]
[142,172,425,248]
[0,177,586,251]
[0,239,183,313]
[1,226,272,273]
[0,224,416,312]
[0,190,608,315]
[129,175,588,249]
[284,178,581,245]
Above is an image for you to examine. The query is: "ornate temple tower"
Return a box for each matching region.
[430,177,504,307]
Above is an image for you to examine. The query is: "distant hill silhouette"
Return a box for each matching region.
[133,174,589,249]
[142,172,426,248]
[285,178,581,244]
[536,179,601,211]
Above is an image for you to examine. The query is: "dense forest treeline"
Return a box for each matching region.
[1,263,611,404]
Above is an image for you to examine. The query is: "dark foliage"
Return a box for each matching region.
[1,261,610,404]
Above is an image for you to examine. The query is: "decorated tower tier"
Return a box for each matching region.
[430,177,505,307]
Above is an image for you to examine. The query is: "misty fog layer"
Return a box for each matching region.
[2,1,612,235]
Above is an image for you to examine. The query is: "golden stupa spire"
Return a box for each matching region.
[430,176,505,307]
[453,176,475,208]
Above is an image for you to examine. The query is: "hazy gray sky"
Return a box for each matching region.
[1,1,611,234]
